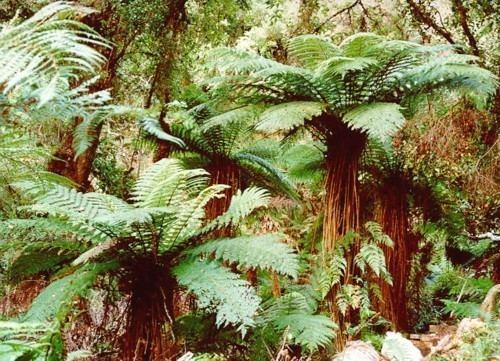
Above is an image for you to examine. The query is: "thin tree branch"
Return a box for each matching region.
[405,0,455,44]
[452,0,480,56]
[313,0,361,33]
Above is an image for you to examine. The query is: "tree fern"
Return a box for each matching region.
[204,33,496,142]
[343,103,405,142]
[7,159,293,344]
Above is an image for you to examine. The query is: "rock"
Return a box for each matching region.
[409,334,421,340]
[455,317,485,339]
[382,332,423,361]
[331,340,381,361]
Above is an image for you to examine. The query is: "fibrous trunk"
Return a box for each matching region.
[323,122,366,269]
[373,177,417,331]
[322,119,366,349]
[122,257,177,361]
[205,159,240,226]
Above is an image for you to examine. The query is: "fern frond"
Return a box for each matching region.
[259,291,337,352]
[188,234,298,278]
[201,105,261,130]
[288,35,339,68]
[138,115,185,148]
[24,264,110,322]
[0,321,55,360]
[315,56,378,78]
[205,48,281,75]
[355,244,392,283]
[71,239,118,266]
[27,184,113,220]
[275,314,337,352]
[160,184,228,250]
[336,284,363,315]
[0,1,108,104]
[364,221,394,247]
[343,102,405,142]
[256,101,325,132]
[233,153,298,200]
[132,159,210,207]
[339,33,384,57]
[200,187,270,233]
[173,260,260,334]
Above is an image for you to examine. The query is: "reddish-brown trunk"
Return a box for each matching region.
[47,120,103,191]
[322,119,366,350]
[373,177,417,331]
[47,6,124,190]
[205,160,240,225]
[322,122,367,271]
[122,257,177,361]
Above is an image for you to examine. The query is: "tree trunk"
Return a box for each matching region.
[206,159,241,222]
[47,6,125,190]
[122,257,178,361]
[322,119,366,350]
[47,120,103,191]
[205,159,241,239]
[372,177,417,331]
[323,123,366,259]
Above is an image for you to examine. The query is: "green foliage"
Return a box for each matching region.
[138,115,185,148]
[0,321,59,361]
[174,260,260,334]
[288,35,339,69]
[447,321,500,361]
[258,291,337,352]
[7,158,295,338]
[0,1,108,105]
[188,234,299,278]
[343,103,405,142]
[140,103,298,200]
[24,264,110,323]
[204,33,496,144]
[256,101,326,132]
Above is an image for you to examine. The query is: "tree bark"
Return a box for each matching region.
[372,177,418,331]
[322,118,366,350]
[205,159,241,231]
[47,6,128,190]
[451,0,480,56]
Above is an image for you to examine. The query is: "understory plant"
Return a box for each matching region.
[0,159,299,360]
